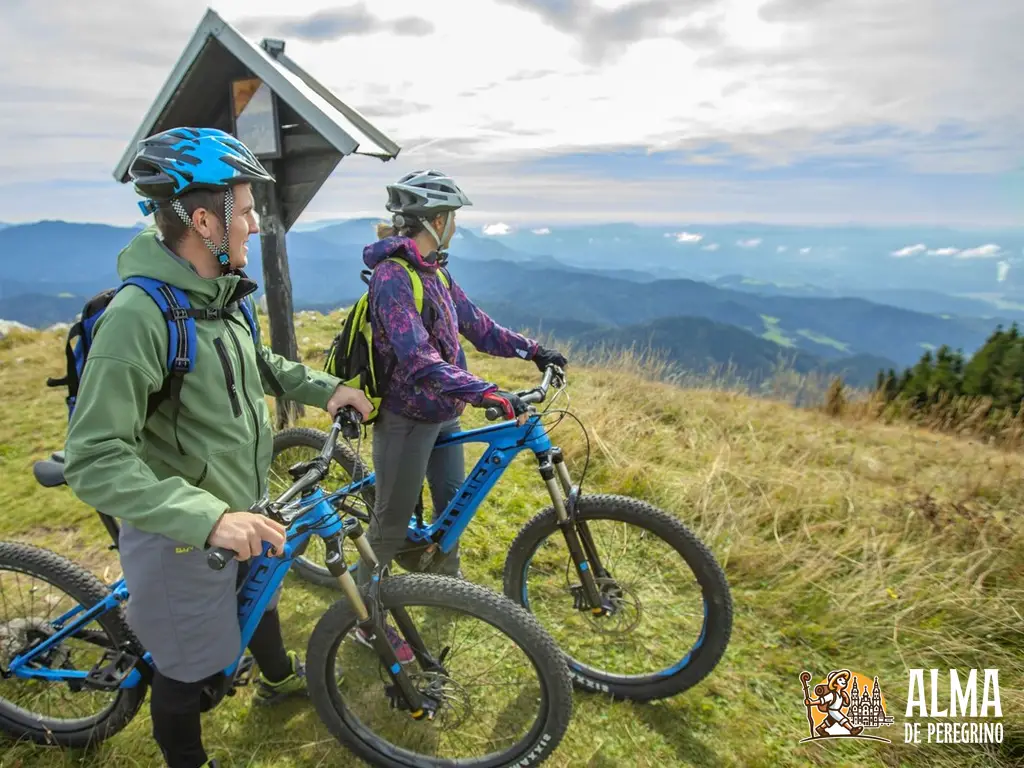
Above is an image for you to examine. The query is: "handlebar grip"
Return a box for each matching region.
[485,406,502,421]
[207,547,236,570]
[337,406,363,438]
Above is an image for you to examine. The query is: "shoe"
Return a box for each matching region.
[253,650,307,706]
[354,623,415,665]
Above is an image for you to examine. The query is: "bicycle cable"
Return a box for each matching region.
[519,379,591,497]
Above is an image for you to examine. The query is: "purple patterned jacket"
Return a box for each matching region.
[365,236,539,423]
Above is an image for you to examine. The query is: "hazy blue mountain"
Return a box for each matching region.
[438,259,1006,366]
[460,303,895,389]
[712,275,1024,320]
[0,221,144,298]
[0,218,1015,371]
[0,293,84,328]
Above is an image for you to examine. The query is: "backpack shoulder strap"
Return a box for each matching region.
[120,276,196,376]
[238,295,260,345]
[438,266,452,289]
[119,277,194,449]
[241,296,285,398]
[386,257,425,315]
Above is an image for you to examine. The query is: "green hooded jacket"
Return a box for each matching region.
[63,227,341,549]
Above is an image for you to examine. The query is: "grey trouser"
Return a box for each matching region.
[118,522,282,683]
[355,409,465,586]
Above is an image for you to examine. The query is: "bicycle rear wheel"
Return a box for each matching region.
[270,427,374,589]
[503,494,733,702]
[0,542,146,749]
[306,573,572,767]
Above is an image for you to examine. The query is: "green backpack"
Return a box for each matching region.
[324,257,450,424]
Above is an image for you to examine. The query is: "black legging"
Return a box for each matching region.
[150,583,293,767]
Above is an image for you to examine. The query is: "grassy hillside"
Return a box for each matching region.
[1,312,1022,767]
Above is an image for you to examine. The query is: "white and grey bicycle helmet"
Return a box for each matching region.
[385,170,472,250]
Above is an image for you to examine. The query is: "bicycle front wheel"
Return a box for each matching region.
[503,494,733,702]
[306,573,572,767]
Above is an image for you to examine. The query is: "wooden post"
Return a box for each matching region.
[254,160,304,429]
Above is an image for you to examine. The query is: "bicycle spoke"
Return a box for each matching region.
[524,515,706,678]
[327,599,547,761]
[0,566,123,723]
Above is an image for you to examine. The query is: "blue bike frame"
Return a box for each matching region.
[322,414,554,557]
[5,491,344,689]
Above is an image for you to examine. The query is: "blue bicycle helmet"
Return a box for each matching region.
[130,127,274,208]
[129,127,274,267]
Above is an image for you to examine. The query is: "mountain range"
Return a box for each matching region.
[3,218,1022,389]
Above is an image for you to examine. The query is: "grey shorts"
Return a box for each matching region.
[118,522,281,683]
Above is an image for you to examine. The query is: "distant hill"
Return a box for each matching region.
[0,294,85,329]
[443,259,1004,367]
[0,219,1015,371]
[712,275,1024,321]
[474,304,895,388]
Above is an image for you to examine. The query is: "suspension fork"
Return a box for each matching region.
[537,448,609,616]
[323,521,435,719]
[551,449,608,577]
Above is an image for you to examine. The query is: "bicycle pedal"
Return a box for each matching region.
[83,648,138,691]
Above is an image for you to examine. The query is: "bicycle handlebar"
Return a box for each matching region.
[484,365,563,421]
[206,406,362,570]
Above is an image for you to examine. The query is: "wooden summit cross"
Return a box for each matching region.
[112,7,400,428]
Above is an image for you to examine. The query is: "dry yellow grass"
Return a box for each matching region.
[0,310,1021,767]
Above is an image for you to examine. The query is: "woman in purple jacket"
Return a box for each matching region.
[353,170,567,661]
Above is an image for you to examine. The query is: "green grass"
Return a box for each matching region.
[796,329,850,353]
[760,315,796,348]
[1,311,1022,767]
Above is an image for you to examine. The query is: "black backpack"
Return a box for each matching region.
[47,276,259,425]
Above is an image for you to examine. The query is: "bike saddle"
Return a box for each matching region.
[33,454,67,488]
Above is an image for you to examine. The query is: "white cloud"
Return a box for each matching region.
[669,231,704,243]
[532,227,551,234]
[927,247,960,256]
[3,0,1022,190]
[737,238,762,248]
[891,243,927,257]
[799,246,811,254]
[776,245,787,253]
[482,222,512,235]
[997,260,1011,282]
[701,243,720,251]
[957,243,1002,259]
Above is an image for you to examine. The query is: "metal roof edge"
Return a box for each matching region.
[112,7,401,184]
[274,53,401,161]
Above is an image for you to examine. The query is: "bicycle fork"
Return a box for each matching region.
[537,448,611,617]
[321,520,439,720]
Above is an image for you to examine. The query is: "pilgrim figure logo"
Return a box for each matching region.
[798,669,895,744]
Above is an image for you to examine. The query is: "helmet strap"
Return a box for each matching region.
[171,187,235,275]
[421,211,453,262]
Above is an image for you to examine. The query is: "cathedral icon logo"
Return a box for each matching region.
[798,669,896,744]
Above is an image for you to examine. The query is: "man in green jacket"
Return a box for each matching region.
[63,127,372,768]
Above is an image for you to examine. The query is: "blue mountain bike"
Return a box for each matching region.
[0,410,573,767]
[272,365,733,703]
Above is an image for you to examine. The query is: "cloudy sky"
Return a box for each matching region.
[2,0,1022,229]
